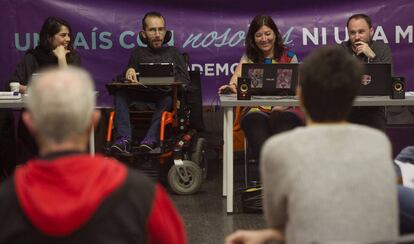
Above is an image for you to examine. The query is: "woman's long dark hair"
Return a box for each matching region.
[39,16,74,52]
[31,16,78,66]
[245,15,285,63]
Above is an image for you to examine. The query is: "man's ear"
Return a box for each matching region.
[296,85,305,108]
[85,110,101,135]
[296,85,310,123]
[369,27,374,39]
[139,31,148,45]
[296,85,302,99]
[92,110,101,128]
[22,111,37,136]
[140,30,147,39]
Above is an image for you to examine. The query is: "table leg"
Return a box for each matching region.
[223,108,228,196]
[225,107,234,213]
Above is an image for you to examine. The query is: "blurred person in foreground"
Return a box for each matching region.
[0,67,186,244]
[225,46,398,244]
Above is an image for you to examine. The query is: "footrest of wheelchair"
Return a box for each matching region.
[110,151,134,157]
[131,147,163,156]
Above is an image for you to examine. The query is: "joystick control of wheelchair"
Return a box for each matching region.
[173,129,197,159]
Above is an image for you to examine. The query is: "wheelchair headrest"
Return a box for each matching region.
[139,30,172,45]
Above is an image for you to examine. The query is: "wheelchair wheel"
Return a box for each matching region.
[191,137,208,181]
[168,160,202,195]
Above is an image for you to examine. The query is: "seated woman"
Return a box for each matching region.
[10,16,81,93]
[218,15,303,161]
[8,16,81,162]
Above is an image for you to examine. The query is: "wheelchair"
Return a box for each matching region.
[104,32,206,194]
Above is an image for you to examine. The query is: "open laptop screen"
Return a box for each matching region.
[241,63,299,96]
[136,63,175,85]
[359,63,392,96]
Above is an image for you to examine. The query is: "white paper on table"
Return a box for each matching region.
[395,160,414,189]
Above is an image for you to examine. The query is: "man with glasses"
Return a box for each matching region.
[112,12,190,154]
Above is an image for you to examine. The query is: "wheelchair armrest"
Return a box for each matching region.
[159,111,174,143]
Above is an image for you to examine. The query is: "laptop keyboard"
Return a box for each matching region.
[251,95,297,100]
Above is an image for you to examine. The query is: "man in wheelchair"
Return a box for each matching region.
[111,11,190,154]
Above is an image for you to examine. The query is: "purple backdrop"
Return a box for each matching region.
[1,0,413,106]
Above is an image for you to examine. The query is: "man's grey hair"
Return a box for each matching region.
[26,67,96,143]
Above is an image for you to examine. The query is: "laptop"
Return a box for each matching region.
[241,63,299,96]
[359,63,392,96]
[136,63,175,85]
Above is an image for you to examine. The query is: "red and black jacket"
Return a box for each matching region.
[0,153,186,244]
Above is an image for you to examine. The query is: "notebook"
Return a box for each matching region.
[359,63,392,96]
[241,63,299,96]
[136,63,175,85]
